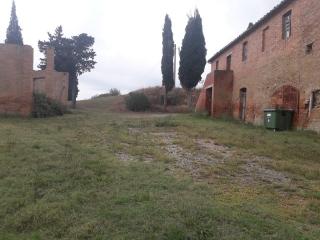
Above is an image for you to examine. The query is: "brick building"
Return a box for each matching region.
[0,44,69,116]
[196,0,320,132]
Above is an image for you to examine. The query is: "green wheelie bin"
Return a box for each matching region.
[264,109,294,131]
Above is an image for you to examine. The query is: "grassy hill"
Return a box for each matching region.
[0,96,319,239]
[82,87,201,113]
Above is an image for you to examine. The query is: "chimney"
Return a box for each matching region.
[247,22,254,30]
[46,48,55,70]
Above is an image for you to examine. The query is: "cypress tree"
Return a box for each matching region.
[161,14,175,109]
[5,1,23,45]
[179,9,207,109]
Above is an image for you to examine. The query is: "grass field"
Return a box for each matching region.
[0,96,319,239]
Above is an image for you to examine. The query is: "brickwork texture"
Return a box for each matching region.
[196,0,320,132]
[0,44,69,116]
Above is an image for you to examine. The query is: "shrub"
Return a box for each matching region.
[125,92,150,112]
[136,87,201,107]
[32,93,68,118]
[167,88,186,106]
[91,88,121,99]
[109,88,121,96]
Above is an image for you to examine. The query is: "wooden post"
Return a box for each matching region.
[173,44,177,88]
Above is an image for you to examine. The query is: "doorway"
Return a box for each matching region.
[239,88,247,121]
[206,87,213,115]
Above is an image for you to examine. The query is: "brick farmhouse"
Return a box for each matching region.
[0,44,69,116]
[196,0,320,132]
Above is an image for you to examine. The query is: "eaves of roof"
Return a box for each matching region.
[208,0,296,63]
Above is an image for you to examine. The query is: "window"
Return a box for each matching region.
[282,11,292,39]
[262,27,269,52]
[242,42,248,61]
[226,55,232,70]
[216,60,219,70]
[306,42,313,54]
[312,90,320,108]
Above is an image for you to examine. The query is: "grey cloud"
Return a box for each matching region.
[1,0,282,99]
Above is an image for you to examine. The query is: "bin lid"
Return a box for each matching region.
[264,109,277,112]
[264,108,294,112]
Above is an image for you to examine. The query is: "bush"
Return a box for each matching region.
[167,88,187,106]
[135,87,201,107]
[91,88,121,99]
[125,92,150,112]
[32,93,68,118]
[109,88,121,96]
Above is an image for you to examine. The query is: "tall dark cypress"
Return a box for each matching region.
[179,9,207,109]
[161,14,175,109]
[5,1,23,45]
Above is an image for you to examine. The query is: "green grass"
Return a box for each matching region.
[0,100,319,239]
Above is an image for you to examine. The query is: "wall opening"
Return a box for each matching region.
[205,87,213,115]
[242,41,248,61]
[312,90,320,108]
[271,85,299,110]
[226,55,232,70]
[271,85,299,124]
[306,42,314,55]
[239,88,247,121]
[282,10,292,40]
[262,26,269,52]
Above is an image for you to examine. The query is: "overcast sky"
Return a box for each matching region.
[1,0,282,99]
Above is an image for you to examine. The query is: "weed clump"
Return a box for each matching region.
[32,93,68,118]
[155,118,178,127]
[125,92,150,112]
[91,88,121,99]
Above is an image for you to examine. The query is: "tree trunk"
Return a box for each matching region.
[164,89,168,112]
[71,80,77,109]
[187,89,193,111]
[71,83,77,109]
[69,73,78,109]
[71,93,77,109]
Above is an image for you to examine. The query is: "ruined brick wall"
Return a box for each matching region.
[33,49,69,105]
[0,44,33,116]
[0,45,69,116]
[196,73,214,113]
[196,71,234,117]
[204,0,320,131]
